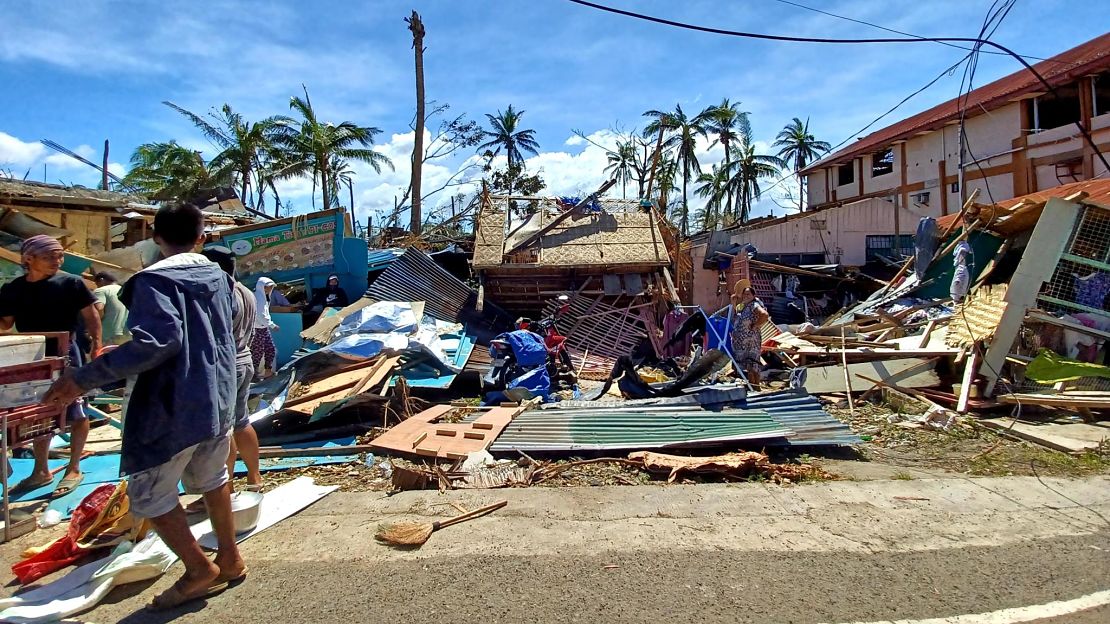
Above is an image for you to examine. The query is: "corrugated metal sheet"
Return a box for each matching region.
[534,386,860,448]
[366,248,405,272]
[489,408,790,452]
[365,248,476,322]
[745,390,862,447]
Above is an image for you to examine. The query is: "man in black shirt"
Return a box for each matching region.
[0,235,100,497]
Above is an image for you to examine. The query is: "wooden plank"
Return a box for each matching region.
[1026,310,1110,341]
[803,358,940,394]
[980,418,1109,454]
[956,348,979,413]
[996,393,1110,408]
[370,404,523,459]
[256,444,376,459]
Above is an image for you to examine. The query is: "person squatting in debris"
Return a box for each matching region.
[201,247,264,496]
[729,279,769,388]
[308,273,349,312]
[0,234,101,498]
[44,203,246,612]
[252,277,280,380]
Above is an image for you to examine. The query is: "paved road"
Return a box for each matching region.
[6,475,1109,623]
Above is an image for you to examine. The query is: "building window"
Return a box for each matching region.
[1095,72,1110,118]
[837,162,855,186]
[866,234,914,262]
[871,148,894,177]
[1028,84,1081,132]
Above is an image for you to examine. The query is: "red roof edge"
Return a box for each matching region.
[801,33,1110,175]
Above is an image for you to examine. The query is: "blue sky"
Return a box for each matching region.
[0,0,1104,224]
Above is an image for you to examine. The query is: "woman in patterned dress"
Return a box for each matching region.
[730,279,769,388]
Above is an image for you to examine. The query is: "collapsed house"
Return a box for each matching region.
[473,193,680,376]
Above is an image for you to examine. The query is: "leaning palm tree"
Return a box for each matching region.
[274,87,394,211]
[122,141,230,201]
[163,101,286,212]
[773,117,831,212]
[694,164,729,231]
[478,105,540,167]
[697,99,750,219]
[604,140,636,199]
[643,104,701,235]
[729,133,785,224]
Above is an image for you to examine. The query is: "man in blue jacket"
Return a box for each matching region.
[45,203,245,612]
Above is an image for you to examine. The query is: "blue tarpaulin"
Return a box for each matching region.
[491,330,548,368]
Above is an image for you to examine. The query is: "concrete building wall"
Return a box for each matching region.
[729,197,928,266]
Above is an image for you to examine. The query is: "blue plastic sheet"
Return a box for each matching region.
[492,330,548,368]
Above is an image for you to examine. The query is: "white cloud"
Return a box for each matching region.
[0,132,46,169]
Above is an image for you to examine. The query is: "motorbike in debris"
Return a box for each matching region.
[484,295,576,394]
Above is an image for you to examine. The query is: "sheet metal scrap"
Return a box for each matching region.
[487,405,791,453]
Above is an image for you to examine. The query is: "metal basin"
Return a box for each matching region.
[230,491,264,534]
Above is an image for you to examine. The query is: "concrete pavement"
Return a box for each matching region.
[5,474,1109,623]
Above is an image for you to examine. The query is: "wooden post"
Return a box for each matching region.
[841,326,855,417]
[406,11,426,235]
[101,139,110,191]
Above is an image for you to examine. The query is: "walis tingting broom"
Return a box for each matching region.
[375,500,508,547]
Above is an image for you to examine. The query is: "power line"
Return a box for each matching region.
[561,0,1110,195]
[769,0,1056,64]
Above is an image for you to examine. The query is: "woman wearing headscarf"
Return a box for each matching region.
[728,279,769,388]
[252,277,279,379]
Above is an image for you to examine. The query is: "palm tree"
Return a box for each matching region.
[122,141,230,201]
[274,87,394,212]
[478,105,540,167]
[698,99,750,219]
[729,133,785,224]
[642,104,706,236]
[773,117,831,212]
[163,101,286,212]
[604,140,636,199]
[694,164,729,231]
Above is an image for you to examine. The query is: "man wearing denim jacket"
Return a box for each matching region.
[45,203,246,612]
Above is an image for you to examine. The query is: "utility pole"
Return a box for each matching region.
[406,10,426,235]
[101,140,110,190]
[347,178,356,228]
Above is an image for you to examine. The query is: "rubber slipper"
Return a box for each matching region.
[51,473,84,499]
[215,567,249,585]
[9,475,54,497]
[146,580,229,612]
[184,498,208,515]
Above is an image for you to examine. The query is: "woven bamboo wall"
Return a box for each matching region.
[473,211,506,267]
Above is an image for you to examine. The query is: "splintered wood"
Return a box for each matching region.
[629,451,831,483]
[370,404,525,460]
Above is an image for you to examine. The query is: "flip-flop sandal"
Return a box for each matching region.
[51,474,84,499]
[9,475,54,497]
[146,580,229,612]
[184,498,208,515]
[216,567,249,585]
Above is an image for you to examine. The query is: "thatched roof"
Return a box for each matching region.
[474,195,670,269]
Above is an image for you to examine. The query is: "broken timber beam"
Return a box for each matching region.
[502,178,618,257]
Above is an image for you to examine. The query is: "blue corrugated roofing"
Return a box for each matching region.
[367,248,406,272]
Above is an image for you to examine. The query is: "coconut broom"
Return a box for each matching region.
[375,500,508,547]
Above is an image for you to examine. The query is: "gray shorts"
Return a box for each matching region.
[127,434,231,519]
[234,360,254,431]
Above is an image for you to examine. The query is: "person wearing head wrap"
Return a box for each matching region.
[728,279,769,388]
[252,277,279,379]
[0,235,100,497]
